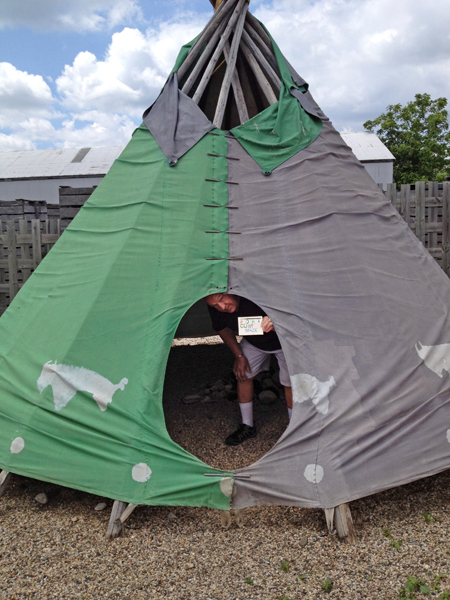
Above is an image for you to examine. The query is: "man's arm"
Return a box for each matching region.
[217,327,251,381]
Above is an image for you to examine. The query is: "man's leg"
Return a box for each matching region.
[237,378,254,427]
[284,385,293,420]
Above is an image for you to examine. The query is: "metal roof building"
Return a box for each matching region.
[341,131,395,190]
[0,134,394,203]
[0,146,123,203]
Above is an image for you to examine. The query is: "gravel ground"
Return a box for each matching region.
[2,339,450,600]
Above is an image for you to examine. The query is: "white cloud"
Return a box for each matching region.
[253,0,450,130]
[0,62,53,117]
[56,21,204,117]
[0,0,144,32]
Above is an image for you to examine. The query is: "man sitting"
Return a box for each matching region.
[204,293,293,446]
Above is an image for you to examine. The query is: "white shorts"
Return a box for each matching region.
[240,338,291,387]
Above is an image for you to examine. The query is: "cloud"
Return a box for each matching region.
[0,0,143,32]
[253,0,450,130]
[0,63,54,125]
[56,21,204,117]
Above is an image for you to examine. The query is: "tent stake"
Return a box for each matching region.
[213,2,248,128]
[240,39,278,106]
[178,0,238,81]
[223,40,249,124]
[106,500,128,540]
[192,0,247,105]
[0,470,11,498]
[333,503,357,544]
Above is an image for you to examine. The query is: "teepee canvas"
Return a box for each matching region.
[2,0,450,528]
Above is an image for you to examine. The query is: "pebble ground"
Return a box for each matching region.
[1,339,450,599]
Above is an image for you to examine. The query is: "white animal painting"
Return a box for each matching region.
[291,373,336,415]
[37,360,128,411]
[415,341,450,378]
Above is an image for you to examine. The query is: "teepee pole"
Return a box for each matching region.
[192,0,247,105]
[240,39,278,106]
[246,11,271,47]
[334,503,358,544]
[241,28,281,91]
[223,40,249,124]
[244,21,280,74]
[178,0,237,81]
[213,1,248,127]
[0,470,11,498]
[106,500,127,539]
[181,12,229,95]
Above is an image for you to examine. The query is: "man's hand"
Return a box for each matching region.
[261,316,274,333]
[234,355,251,381]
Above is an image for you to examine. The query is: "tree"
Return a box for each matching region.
[363,94,450,184]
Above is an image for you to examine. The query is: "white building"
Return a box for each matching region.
[0,133,394,203]
[341,131,395,190]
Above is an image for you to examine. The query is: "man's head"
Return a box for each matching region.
[204,293,240,313]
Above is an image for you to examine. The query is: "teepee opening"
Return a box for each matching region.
[162,299,291,471]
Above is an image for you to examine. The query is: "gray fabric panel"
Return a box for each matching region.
[143,73,214,164]
[226,119,450,509]
[290,88,325,121]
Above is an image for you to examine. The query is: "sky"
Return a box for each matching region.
[0,0,449,152]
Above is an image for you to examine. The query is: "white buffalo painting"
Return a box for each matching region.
[37,360,128,411]
[416,341,450,378]
[291,373,336,415]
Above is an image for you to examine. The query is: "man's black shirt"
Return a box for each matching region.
[207,297,281,351]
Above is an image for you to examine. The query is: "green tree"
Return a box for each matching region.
[363,93,450,184]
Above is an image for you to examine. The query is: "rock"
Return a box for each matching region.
[35,493,48,505]
[262,378,274,389]
[183,394,202,404]
[258,390,278,405]
[94,502,107,511]
[186,562,195,569]
[214,380,225,390]
[300,535,308,546]
[224,384,233,391]
[210,385,218,392]
[168,512,177,520]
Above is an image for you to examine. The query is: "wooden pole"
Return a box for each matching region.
[241,28,281,91]
[240,38,278,106]
[334,503,357,544]
[0,470,11,498]
[213,1,248,127]
[244,21,280,75]
[192,0,247,105]
[178,0,238,81]
[106,500,127,539]
[246,11,271,47]
[181,14,229,95]
[223,40,249,124]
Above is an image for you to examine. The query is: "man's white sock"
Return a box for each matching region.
[240,402,254,427]
[288,407,292,421]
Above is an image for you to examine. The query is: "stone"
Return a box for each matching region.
[94,502,107,511]
[183,394,202,404]
[214,380,225,390]
[186,563,195,569]
[224,384,233,391]
[35,493,48,505]
[262,378,274,389]
[168,512,177,520]
[300,535,308,546]
[258,390,278,405]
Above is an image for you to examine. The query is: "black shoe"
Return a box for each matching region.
[225,424,257,446]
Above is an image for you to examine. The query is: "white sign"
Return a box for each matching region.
[238,316,263,336]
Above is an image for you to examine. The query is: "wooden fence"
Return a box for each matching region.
[385,181,450,274]
[1,181,450,316]
[0,219,60,313]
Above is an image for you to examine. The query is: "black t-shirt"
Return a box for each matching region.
[207,297,281,351]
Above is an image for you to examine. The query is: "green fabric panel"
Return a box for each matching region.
[0,124,233,509]
[231,29,322,174]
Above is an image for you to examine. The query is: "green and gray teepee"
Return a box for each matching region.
[2,0,450,523]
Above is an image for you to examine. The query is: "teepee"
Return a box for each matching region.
[2,0,450,540]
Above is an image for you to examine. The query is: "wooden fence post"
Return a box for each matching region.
[442,182,450,276]
[415,181,426,245]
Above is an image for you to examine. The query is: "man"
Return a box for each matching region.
[204,293,293,446]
